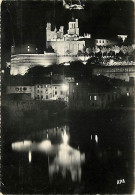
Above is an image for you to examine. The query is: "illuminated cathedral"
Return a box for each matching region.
[46,19,91,55]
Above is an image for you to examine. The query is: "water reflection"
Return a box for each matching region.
[12,126,85,182]
[90,134,98,143]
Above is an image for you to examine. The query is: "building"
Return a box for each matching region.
[93,65,135,81]
[7,83,69,102]
[7,86,35,100]
[10,53,57,75]
[10,19,91,75]
[46,19,91,56]
[117,35,128,42]
[69,82,121,110]
[35,83,68,101]
[95,39,116,47]
[9,18,133,76]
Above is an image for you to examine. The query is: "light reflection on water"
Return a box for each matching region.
[12,125,85,182]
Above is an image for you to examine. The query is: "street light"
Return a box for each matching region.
[62,84,68,91]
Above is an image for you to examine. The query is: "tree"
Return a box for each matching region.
[100,47,107,57]
[112,45,120,56]
[120,46,128,55]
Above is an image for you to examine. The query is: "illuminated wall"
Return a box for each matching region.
[35,84,68,101]
[95,39,116,46]
[48,40,85,55]
[7,84,69,101]
[93,65,135,81]
[7,86,35,99]
[10,53,90,75]
[10,53,57,75]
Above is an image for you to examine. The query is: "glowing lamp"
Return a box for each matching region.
[62,84,68,91]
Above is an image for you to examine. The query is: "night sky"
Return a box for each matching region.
[1,0,134,66]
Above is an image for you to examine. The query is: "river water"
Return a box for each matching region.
[2,109,134,194]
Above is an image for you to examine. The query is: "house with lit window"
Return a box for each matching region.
[69,81,121,110]
[95,39,116,47]
[7,83,69,102]
[35,83,68,101]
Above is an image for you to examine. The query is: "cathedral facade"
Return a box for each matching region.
[46,19,90,55]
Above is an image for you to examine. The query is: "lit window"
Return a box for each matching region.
[94,96,97,100]
[76,83,78,86]
[127,93,129,96]
[28,49,30,52]
[28,46,30,48]
[90,96,92,100]
[46,85,48,88]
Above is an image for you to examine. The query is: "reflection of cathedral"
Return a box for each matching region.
[12,125,85,182]
[46,19,91,55]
